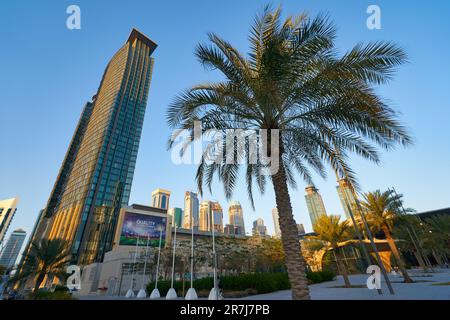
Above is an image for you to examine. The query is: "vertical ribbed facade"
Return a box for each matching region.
[43,29,157,265]
[336,178,357,220]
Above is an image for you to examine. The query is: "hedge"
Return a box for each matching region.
[146,271,335,296]
[146,272,290,296]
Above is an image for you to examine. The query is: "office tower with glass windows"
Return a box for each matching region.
[151,188,171,210]
[0,229,26,269]
[39,29,157,265]
[168,207,183,228]
[271,208,281,239]
[199,201,223,233]
[228,201,245,235]
[305,186,327,227]
[297,223,305,235]
[336,178,358,220]
[183,191,199,230]
[252,218,267,236]
[0,197,20,245]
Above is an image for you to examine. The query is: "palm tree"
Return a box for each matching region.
[361,190,413,282]
[310,215,355,287]
[166,5,411,299]
[13,239,69,291]
[423,215,450,267]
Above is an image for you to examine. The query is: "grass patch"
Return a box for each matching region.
[431,282,450,286]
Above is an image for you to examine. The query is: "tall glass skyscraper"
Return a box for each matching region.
[304,185,327,227]
[39,29,157,265]
[199,201,223,233]
[228,201,245,235]
[336,178,358,220]
[183,191,199,230]
[0,229,26,269]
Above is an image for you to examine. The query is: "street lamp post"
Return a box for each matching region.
[126,235,139,298]
[208,209,219,300]
[137,235,150,298]
[185,213,198,300]
[166,224,178,299]
[150,225,164,299]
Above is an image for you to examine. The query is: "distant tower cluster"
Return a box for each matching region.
[336,179,358,219]
[304,186,327,227]
[0,228,26,269]
[252,218,268,237]
[183,191,199,230]
[151,188,171,210]
[271,208,281,239]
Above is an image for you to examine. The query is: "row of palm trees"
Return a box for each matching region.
[308,190,450,287]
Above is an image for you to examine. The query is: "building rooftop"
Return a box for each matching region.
[127,28,157,54]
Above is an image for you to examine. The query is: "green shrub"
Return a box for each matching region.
[28,290,75,300]
[146,272,291,296]
[306,270,336,284]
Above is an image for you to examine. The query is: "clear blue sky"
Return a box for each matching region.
[1,1,450,246]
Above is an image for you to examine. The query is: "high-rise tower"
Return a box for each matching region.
[0,229,26,269]
[151,188,171,210]
[228,201,245,235]
[336,178,358,220]
[183,191,199,230]
[39,29,157,265]
[199,201,223,233]
[0,197,19,245]
[271,208,281,239]
[304,185,327,227]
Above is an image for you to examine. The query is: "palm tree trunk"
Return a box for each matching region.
[34,272,46,291]
[334,249,351,287]
[431,249,444,267]
[382,225,413,283]
[272,160,310,300]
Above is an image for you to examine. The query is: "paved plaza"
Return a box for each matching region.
[241,268,450,300]
[78,268,450,300]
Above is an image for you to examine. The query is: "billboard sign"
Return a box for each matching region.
[119,212,167,246]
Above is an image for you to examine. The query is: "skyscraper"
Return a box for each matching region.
[297,223,305,235]
[305,185,327,227]
[151,188,171,210]
[168,207,183,228]
[252,218,267,237]
[199,201,223,233]
[183,191,199,230]
[0,229,26,269]
[0,197,19,245]
[271,208,281,239]
[228,201,245,235]
[336,178,358,220]
[39,29,157,265]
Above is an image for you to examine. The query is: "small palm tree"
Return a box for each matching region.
[13,239,70,291]
[310,215,355,287]
[167,5,411,299]
[361,190,413,282]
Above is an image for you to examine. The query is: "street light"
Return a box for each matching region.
[208,209,219,300]
[137,235,150,298]
[125,235,140,298]
[185,213,198,300]
[150,225,164,299]
[166,224,178,299]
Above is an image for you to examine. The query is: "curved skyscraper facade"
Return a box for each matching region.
[39,29,157,265]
